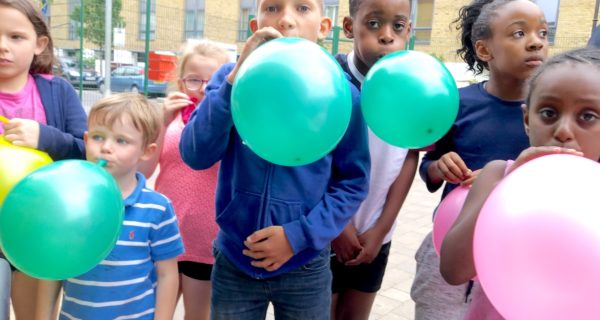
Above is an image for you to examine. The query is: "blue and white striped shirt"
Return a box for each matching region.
[60,173,184,320]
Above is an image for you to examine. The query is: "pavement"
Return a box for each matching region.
[9,163,441,320]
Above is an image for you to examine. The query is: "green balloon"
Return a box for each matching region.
[361,51,459,148]
[0,160,123,280]
[232,37,352,166]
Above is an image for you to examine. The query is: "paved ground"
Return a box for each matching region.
[9,165,441,320]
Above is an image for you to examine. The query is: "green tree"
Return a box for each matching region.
[69,0,125,48]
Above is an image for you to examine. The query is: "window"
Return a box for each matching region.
[184,0,205,39]
[413,0,434,44]
[139,0,156,40]
[324,0,339,38]
[536,0,560,44]
[238,0,255,42]
[68,0,80,40]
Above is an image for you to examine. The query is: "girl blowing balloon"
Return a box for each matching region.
[440,47,600,319]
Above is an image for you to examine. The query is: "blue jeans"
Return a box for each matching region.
[211,248,332,320]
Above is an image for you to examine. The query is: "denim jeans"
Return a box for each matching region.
[0,258,10,320]
[211,248,332,320]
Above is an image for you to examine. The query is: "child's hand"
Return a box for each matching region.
[460,169,482,186]
[331,223,362,263]
[509,146,584,174]
[434,151,472,184]
[163,92,193,126]
[226,27,283,83]
[344,227,385,266]
[2,118,40,149]
[243,226,294,272]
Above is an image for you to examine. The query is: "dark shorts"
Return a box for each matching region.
[331,242,391,294]
[178,261,213,281]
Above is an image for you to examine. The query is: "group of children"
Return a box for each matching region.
[0,0,598,319]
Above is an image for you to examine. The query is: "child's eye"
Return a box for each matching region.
[538,107,557,119]
[10,34,24,40]
[266,5,277,13]
[580,111,599,123]
[539,29,548,38]
[394,22,406,32]
[91,134,104,141]
[297,5,310,13]
[512,30,525,39]
[367,20,380,29]
[116,138,129,145]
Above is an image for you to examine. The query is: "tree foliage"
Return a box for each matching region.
[69,0,125,48]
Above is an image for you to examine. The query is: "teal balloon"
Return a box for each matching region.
[0,160,124,280]
[231,37,352,166]
[361,51,459,148]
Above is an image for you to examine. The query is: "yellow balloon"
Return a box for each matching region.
[0,135,53,205]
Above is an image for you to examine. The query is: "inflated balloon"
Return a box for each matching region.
[231,37,352,166]
[0,160,124,280]
[0,135,53,206]
[432,185,470,255]
[474,154,600,320]
[361,51,459,148]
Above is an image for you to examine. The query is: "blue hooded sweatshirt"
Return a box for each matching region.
[180,63,370,279]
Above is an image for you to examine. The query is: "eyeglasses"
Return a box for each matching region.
[181,77,209,91]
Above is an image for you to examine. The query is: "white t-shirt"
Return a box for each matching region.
[348,51,409,244]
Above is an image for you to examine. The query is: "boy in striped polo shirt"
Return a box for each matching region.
[36,93,184,320]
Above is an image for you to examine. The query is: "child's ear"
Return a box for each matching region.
[250,18,259,33]
[522,104,530,135]
[475,39,492,62]
[83,131,89,143]
[35,36,49,55]
[141,142,158,161]
[342,16,354,39]
[317,16,333,40]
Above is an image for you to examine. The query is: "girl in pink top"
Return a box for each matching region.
[0,1,86,319]
[140,40,230,320]
[440,48,600,318]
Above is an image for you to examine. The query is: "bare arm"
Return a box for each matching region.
[153,258,179,320]
[346,150,418,266]
[35,280,62,320]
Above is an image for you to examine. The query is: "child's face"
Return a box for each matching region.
[477,0,548,81]
[251,0,331,42]
[525,64,600,161]
[178,55,222,102]
[343,0,411,74]
[85,115,155,180]
[0,6,48,85]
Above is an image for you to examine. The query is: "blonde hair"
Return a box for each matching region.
[88,93,162,147]
[177,40,231,79]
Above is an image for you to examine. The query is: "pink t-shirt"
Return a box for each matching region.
[0,74,47,134]
[155,113,219,264]
[464,160,515,320]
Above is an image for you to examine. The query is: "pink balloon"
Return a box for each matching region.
[432,185,470,255]
[474,154,600,320]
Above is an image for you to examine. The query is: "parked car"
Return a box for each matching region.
[97,66,168,97]
[55,58,99,88]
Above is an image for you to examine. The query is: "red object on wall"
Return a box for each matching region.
[148,51,177,82]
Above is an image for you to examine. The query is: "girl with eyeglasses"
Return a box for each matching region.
[139,39,230,320]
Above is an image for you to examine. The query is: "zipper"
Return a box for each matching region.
[253,162,273,279]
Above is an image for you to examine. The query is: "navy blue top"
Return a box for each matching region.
[34,75,87,160]
[179,63,370,279]
[420,82,529,200]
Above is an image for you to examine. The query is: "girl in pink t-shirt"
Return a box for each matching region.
[0,1,86,319]
[140,40,229,320]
